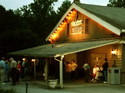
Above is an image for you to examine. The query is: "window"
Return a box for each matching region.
[67,23,69,36]
[85,19,90,34]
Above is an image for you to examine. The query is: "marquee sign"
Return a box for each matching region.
[71,20,84,35]
[71,20,83,26]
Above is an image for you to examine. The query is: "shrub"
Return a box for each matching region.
[0,88,16,93]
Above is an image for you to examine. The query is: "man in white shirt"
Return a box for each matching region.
[92,65,100,82]
[9,57,17,85]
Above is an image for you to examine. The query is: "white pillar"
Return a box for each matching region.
[60,56,63,88]
[54,55,64,88]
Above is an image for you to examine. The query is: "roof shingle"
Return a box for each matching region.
[76,3,125,29]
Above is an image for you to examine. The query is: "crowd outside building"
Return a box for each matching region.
[0,56,109,86]
[0,57,37,86]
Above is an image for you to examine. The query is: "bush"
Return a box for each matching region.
[0,88,16,93]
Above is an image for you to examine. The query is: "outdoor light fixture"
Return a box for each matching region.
[32,59,36,62]
[111,49,117,55]
[22,58,25,61]
[61,55,64,58]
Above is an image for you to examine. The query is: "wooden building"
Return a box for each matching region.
[8,0,125,88]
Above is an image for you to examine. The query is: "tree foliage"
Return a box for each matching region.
[107,0,125,7]
[0,5,7,33]
[20,0,58,39]
[57,0,71,21]
[0,0,72,56]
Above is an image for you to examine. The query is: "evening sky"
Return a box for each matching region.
[0,0,109,11]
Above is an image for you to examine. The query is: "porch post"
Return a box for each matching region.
[60,56,63,88]
[34,60,36,79]
[45,58,48,83]
[54,55,64,88]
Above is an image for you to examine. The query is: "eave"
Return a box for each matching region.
[45,3,121,41]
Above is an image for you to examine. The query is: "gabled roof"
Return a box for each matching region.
[75,3,125,33]
[8,39,120,57]
[46,3,125,41]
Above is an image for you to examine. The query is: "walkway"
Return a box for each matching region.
[0,78,125,93]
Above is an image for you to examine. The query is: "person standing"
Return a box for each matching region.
[0,57,5,84]
[16,61,21,84]
[103,58,108,83]
[7,59,11,82]
[21,60,25,78]
[24,59,30,79]
[99,63,103,77]
[65,61,72,82]
[4,60,9,82]
[71,60,78,81]
[9,57,17,85]
[82,61,90,83]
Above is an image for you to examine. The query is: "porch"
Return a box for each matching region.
[8,39,123,88]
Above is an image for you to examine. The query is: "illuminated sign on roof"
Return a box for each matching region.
[71,20,84,35]
[71,20,83,26]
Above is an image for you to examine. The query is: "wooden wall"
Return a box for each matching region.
[121,44,125,83]
[52,11,118,43]
[76,44,121,68]
[75,44,122,77]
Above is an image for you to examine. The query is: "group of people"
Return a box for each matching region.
[65,60,78,82]
[64,58,108,83]
[0,56,109,85]
[83,58,109,83]
[0,57,29,85]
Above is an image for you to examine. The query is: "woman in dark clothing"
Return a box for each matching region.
[103,58,108,83]
[16,61,21,84]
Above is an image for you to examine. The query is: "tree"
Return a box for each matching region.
[0,5,39,56]
[0,5,6,33]
[19,0,58,44]
[0,0,72,56]
[0,29,38,56]
[13,0,71,45]
[57,0,71,21]
[107,0,125,7]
